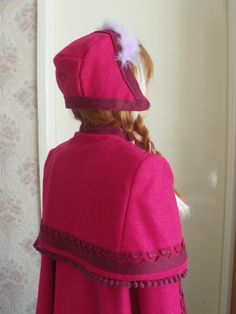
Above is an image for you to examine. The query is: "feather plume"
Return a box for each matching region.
[98,20,141,67]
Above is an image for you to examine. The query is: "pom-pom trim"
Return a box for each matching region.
[33,220,188,288]
[33,238,188,289]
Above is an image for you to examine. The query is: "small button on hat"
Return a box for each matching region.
[53,20,150,112]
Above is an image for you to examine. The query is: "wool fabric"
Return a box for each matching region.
[33,124,188,313]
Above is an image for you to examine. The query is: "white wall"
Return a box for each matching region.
[38,1,234,313]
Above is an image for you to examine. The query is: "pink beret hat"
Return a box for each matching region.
[53,21,150,112]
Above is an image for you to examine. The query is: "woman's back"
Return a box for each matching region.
[34,124,188,313]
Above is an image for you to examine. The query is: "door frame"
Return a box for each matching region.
[37,0,56,204]
[220,1,236,313]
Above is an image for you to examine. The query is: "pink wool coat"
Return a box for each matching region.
[33,123,188,314]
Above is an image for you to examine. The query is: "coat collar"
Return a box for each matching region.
[76,122,132,142]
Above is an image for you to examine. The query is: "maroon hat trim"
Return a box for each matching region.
[64,96,149,111]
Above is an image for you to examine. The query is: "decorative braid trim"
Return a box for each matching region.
[39,221,187,264]
[33,239,188,289]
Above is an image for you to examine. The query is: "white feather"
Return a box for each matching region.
[98,20,141,67]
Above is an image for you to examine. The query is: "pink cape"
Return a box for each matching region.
[33,124,188,313]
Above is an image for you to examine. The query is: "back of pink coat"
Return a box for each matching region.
[33,124,188,313]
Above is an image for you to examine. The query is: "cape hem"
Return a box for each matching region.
[33,238,188,289]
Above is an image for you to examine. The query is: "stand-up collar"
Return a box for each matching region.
[75,123,132,142]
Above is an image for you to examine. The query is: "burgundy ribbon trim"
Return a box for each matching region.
[64,96,149,111]
[35,221,187,277]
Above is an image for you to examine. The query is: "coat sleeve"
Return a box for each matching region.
[122,154,188,313]
[120,154,188,278]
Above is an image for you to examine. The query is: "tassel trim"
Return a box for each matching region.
[33,239,187,289]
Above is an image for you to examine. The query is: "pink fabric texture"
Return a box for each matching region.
[33,124,188,313]
[53,30,150,111]
[36,257,186,314]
